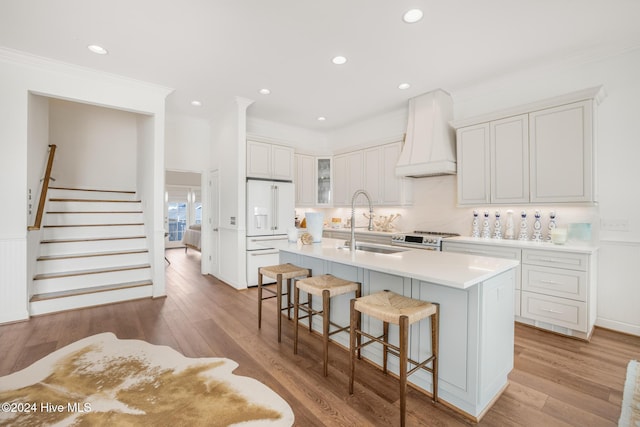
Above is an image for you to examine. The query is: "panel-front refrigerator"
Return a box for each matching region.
[246,179,295,287]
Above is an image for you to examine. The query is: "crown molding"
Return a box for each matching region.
[0,47,173,96]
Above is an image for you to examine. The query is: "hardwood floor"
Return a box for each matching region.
[1,248,639,426]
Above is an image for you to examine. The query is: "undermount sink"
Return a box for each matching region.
[337,242,408,255]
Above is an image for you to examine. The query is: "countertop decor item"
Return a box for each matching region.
[305,212,324,242]
[362,212,401,232]
[300,232,313,245]
[471,210,480,237]
[505,210,515,240]
[547,211,557,241]
[531,210,543,242]
[481,211,491,238]
[518,211,529,241]
[492,211,502,239]
[550,228,568,244]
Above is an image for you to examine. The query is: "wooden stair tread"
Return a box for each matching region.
[41,236,146,244]
[30,280,153,302]
[49,198,141,203]
[43,223,144,228]
[34,264,151,280]
[49,187,136,194]
[46,211,143,214]
[38,249,149,261]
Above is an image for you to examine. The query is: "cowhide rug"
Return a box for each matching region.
[0,333,294,426]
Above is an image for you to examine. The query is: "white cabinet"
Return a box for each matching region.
[442,242,522,316]
[452,87,602,205]
[529,100,594,203]
[333,151,363,206]
[364,142,413,206]
[457,124,491,205]
[247,140,294,181]
[456,114,534,205]
[443,239,597,339]
[294,154,315,206]
[491,115,529,204]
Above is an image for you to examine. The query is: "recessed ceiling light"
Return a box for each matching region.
[398,83,411,90]
[191,100,202,107]
[403,9,424,23]
[87,44,108,55]
[332,56,347,65]
[317,116,326,121]
[259,88,271,95]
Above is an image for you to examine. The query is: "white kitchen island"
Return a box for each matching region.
[272,237,519,421]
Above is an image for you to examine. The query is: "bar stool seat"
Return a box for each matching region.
[294,274,361,376]
[258,263,311,342]
[349,290,439,427]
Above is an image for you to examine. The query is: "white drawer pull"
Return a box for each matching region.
[541,308,563,314]
[539,279,561,285]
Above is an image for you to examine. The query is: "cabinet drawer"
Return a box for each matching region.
[522,264,586,301]
[522,249,588,271]
[521,291,587,332]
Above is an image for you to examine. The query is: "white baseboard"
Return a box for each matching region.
[596,317,640,337]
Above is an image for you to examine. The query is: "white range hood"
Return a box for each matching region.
[395,89,456,178]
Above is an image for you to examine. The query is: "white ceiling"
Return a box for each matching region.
[2,0,640,131]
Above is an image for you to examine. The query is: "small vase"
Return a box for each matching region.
[481,211,491,239]
[518,211,529,241]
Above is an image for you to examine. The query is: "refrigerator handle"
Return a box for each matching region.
[274,185,279,231]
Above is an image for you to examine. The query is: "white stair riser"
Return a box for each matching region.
[34,268,152,295]
[48,201,142,212]
[44,212,144,226]
[48,189,138,201]
[43,225,145,240]
[39,238,148,256]
[30,285,153,316]
[37,252,150,275]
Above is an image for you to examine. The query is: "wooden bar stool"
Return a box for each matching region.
[293,274,361,376]
[349,290,439,427]
[258,263,311,342]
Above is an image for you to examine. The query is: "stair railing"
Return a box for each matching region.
[28,144,57,231]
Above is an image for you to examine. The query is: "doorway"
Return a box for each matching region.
[165,171,202,250]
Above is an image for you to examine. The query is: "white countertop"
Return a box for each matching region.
[445,236,598,254]
[272,238,519,290]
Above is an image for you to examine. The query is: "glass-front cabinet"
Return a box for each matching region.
[316,157,331,205]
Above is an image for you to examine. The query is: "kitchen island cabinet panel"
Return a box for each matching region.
[275,239,517,420]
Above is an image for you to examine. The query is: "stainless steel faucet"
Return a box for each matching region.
[350,189,374,251]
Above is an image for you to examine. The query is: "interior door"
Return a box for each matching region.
[208,170,220,277]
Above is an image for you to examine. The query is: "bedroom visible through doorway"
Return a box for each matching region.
[165,171,202,250]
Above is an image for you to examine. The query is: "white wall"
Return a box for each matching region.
[210,97,253,289]
[0,48,171,323]
[49,99,139,190]
[165,114,211,173]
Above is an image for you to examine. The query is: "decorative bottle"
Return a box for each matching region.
[492,211,502,239]
[505,209,515,240]
[471,210,480,237]
[481,211,491,239]
[547,211,557,242]
[518,211,529,241]
[531,210,543,242]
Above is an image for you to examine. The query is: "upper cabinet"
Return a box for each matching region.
[364,142,413,206]
[452,87,603,206]
[333,151,363,206]
[294,153,315,206]
[529,101,593,203]
[247,140,294,181]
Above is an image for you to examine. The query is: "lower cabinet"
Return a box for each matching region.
[443,240,597,340]
[442,242,522,316]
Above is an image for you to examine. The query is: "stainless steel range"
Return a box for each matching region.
[391,231,459,251]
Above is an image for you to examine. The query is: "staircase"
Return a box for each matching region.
[30,187,154,316]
